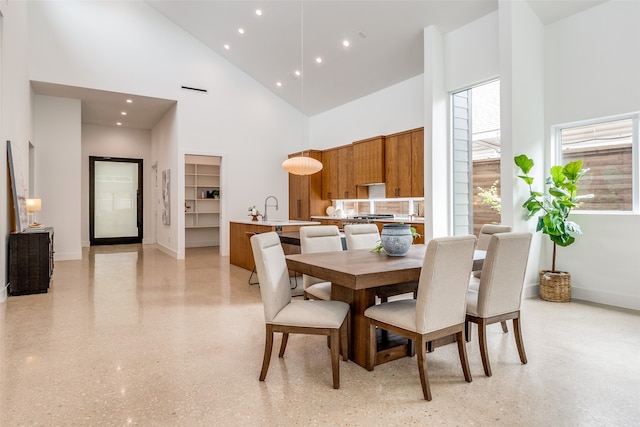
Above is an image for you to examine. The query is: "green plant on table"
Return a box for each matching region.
[514,154,593,272]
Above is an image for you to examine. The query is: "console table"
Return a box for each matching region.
[9,227,54,295]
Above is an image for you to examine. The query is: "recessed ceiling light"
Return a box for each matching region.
[238,28,245,35]
[116,122,122,126]
[315,57,322,64]
[343,40,350,47]
[276,82,282,87]
[224,44,230,50]
[121,111,127,116]
[294,70,301,77]
[126,99,133,103]
[255,9,262,16]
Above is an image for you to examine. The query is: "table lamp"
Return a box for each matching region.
[26,198,42,227]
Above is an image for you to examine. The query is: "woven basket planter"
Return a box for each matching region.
[539,270,571,302]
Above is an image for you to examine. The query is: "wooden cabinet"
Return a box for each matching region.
[321,148,338,200]
[385,128,424,198]
[9,227,54,295]
[318,218,343,229]
[288,150,327,221]
[322,145,359,200]
[185,155,221,247]
[353,136,386,185]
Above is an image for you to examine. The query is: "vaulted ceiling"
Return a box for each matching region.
[33,1,607,129]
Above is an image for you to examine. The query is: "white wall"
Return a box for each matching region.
[542,0,640,310]
[444,11,499,92]
[1,1,32,301]
[27,1,303,258]
[81,124,154,246]
[309,75,424,150]
[34,95,82,260]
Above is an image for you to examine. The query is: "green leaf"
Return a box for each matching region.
[550,166,565,186]
[563,160,583,181]
[549,186,570,198]
[518,175,534,185]
[514,155,534,174]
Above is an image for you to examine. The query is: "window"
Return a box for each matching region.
[556,114,638,212]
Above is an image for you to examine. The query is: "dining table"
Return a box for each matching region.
[285,244,486,369]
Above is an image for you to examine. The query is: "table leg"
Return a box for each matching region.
[331,285,376,368]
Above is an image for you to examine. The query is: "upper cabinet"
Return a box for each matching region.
[353,136,386,185]
[322,145,360,200]
[385,128,424,198]
[288,150,327,220]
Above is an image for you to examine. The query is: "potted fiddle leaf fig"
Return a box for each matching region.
[514,154,594,302]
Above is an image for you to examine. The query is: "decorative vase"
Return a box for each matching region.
[381,223,413,256]
[539,270,571,302]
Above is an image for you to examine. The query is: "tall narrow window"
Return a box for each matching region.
[452,79,501,236]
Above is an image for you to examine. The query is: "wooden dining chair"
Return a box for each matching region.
[299,225,343,300]
[465,232,532,377]
[364,235,477,400]
[250,231,350,389]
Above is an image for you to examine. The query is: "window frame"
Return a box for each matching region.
[553,112,639,214]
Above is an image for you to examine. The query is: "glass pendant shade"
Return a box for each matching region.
[282,155,323,175]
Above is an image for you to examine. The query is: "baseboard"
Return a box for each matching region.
[156,243,179,259]
[0,284,7,303]
[523,282,639,311]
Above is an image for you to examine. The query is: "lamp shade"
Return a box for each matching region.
[26,198,42,213]
[282,156,323,176]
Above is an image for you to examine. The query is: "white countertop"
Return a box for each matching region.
[231,219,321,226]
[311,215,425,223]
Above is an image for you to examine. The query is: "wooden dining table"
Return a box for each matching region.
[285,244,485,369]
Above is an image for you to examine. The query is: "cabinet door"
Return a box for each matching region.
[288,173,309,220]
[353,137,385,185]
[321,148,338,200]
[337,145,356,199]
[411,129,424,197]
[385,133,412,197]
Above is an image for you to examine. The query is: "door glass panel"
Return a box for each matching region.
[94,161,139,238]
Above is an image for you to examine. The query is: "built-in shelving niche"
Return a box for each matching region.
[185,154,221,248]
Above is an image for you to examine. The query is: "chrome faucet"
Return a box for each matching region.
[263,196,279,221]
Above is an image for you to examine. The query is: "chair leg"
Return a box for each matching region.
[465,320,471,343]
[477,319,492,377]
[260,325,274,381]
[416,335,432,401]
[500,321,509,333]
[340,315,349,362]
[278,332,289,357]
[512,316,528,365]
[366,322,377,371]
[456,330,472,383]
[330,328,341,389]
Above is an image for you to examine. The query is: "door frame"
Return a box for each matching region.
[89,156,143,246]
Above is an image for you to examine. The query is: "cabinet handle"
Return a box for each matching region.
[344,191,348,199]
[297,199,301,218]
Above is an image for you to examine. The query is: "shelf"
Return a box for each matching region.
[185,155,222,247]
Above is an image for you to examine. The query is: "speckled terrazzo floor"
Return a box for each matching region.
[1,244,639,426]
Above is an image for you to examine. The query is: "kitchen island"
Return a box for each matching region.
[229,219,320,271]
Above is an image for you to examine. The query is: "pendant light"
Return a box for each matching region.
[282,1,323,176]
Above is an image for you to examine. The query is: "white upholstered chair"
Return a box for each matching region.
[364,235,477,401]
[299,225,343,300]
[250,232,350,389]
[476,224,513,252]
[465,232,532,377]
[344,223,380,250]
